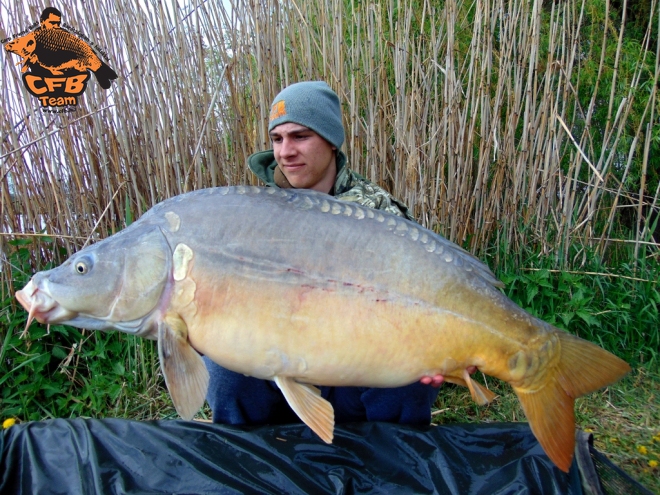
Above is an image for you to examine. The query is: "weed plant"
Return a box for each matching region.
[499,247,659,370]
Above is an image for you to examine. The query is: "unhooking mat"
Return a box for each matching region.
[0,419,653,494]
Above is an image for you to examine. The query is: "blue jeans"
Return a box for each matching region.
[203,357,439,426]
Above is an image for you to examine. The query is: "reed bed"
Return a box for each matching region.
[0,0,658,274]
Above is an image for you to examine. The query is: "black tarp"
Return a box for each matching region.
[1,419,581,494]
[0,419,650,494]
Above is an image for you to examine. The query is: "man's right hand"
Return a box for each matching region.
[419,366,478,388]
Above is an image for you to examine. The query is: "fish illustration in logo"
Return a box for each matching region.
[4,7,117,89]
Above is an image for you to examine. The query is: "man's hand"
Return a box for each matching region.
[420,366,478,388]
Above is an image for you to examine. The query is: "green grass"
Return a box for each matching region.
[496,253,659,370]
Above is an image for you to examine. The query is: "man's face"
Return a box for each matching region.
[270,123,336,193]
[41,14,61,29]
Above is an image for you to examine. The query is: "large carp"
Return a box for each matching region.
[16,186,630,472]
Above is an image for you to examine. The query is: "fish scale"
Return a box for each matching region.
[16,186,630,473]
[31,28,101,70]
[36,29,90,54]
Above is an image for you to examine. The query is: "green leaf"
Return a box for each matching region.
[113,362,126,376]
[42,383,63,398]
[0,355,43,387]
[8,238,33,246]
[125,195,133,226]
[559,312,574,327]
[526,285,539,304]
[576,310,600,327]
[51,346,69,360]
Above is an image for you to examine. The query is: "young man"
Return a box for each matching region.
[204,81,457,428]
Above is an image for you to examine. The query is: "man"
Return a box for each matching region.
[204,81,462,428]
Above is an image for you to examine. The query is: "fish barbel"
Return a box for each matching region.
[15,186,630,472]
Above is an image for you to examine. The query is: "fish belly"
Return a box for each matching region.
[185,273,515,388]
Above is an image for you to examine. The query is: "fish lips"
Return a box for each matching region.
[16,279,77,325]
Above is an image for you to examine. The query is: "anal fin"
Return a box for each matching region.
[444,369,497,406]
[158,313,210,420]
[274,376,335,443]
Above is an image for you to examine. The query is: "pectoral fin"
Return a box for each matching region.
[444,369,497,406]
[158,313,209,420]
[274,376,335,443]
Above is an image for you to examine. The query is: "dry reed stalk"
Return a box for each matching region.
[0,0,658,292]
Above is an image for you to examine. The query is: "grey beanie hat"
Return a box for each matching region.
[268,81,345,149]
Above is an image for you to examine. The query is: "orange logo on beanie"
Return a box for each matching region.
[269,100,286,121]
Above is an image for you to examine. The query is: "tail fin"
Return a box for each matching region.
[514,332,630,472]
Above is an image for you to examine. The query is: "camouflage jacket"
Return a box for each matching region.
[247,150,414,220]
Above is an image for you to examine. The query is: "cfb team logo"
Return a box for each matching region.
[3,7,117,111]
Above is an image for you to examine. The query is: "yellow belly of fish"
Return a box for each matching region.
[184,275,519,387]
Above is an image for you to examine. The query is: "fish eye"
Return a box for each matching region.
[74,258,91,275]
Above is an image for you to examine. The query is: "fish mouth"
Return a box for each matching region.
[15,279,154,337]
[15,279,77,337]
